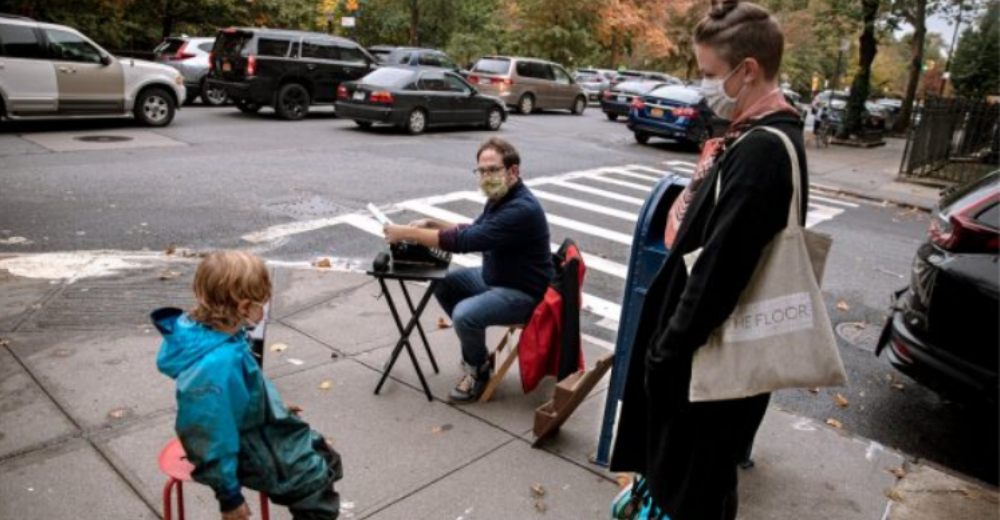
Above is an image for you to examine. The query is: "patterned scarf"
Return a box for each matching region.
[663,88,799,248]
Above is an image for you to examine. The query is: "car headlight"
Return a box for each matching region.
[175,75,184,86]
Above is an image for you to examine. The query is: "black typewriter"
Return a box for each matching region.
[390,241,451,268]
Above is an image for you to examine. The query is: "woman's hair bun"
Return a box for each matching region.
[709,0,739,19]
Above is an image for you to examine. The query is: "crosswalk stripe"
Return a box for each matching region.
[601,168,662,184]
[582,333,617,351]
[546,180,646,205]
[810,194,860,208]
[523,189,638,222]
[626,164,676,176]
[586,175,655,192]
[241,215,352,243]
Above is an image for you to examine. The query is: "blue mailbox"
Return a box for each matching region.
[595,174,689,467]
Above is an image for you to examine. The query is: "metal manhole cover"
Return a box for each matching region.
[266,196,353,220]
[835,322,881,351]
[73,135,134,143]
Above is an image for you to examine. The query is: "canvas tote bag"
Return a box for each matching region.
[689,126,848,402]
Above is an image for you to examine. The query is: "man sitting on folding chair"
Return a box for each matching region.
[383,137,553,403]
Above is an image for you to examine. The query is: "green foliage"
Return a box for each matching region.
[951,0,1000,97]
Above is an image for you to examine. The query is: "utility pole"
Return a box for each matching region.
[832,37,850,92]
[941,0,965,96]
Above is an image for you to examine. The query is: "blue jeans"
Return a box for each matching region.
[434,267,538,370]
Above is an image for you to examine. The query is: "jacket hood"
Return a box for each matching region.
[152,307,238,379]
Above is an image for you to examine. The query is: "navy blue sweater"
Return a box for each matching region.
[438,180,554,300]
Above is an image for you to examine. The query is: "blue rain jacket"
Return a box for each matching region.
[153,307,331,511]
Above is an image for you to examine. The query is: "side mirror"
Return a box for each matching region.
[101,54,113,66]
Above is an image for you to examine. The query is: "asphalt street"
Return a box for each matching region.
[1,102,994,485]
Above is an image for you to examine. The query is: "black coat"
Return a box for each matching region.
[609,112,808,519]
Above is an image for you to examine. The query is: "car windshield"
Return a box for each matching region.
[940,172,999,216]
[155,39,185,56]
[215,30,252,57]
[472,58,511,75]
[361,67,417,88]
[648,85,702,104]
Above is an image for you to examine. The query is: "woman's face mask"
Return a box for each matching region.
[702,62,746,120]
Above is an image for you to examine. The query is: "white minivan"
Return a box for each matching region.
[0,14,186,126]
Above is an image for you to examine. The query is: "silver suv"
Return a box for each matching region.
[0,14,185,126]
[153,36,227,106]
[467,56,587,115]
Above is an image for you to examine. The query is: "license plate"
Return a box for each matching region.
[222,62,231,72]
[353,91,365,101]
[619,96,628,102]
[651,108,664,117]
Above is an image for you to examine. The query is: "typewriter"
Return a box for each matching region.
[390,241,452,268]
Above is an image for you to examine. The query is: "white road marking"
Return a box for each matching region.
[582,333,617,351]
[530,189,639,221]
[601,168,662,183]
[545,179,646,205]
[585,175,655,192]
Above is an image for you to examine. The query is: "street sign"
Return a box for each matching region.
[341,16,356,27]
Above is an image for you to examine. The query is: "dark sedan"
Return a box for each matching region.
[876,171,999,405]
[335,67,507,135]
[627,85,728,149]
[600,80,668,121]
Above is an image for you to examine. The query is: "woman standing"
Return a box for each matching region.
[610,1,807,519]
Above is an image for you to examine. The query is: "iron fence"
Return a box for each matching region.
[900,96,1000,184]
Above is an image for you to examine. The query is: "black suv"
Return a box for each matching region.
[207,28,377,120]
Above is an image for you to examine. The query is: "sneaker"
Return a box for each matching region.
[449,367,490,404]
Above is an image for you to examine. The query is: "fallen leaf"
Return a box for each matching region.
[269,343,289,353]
[108,407,129,420]
[531,484,546,498]
[158,270,181,281]
[615,474,633,489]
[164,245,176,256]
[534,500,547,513]
[325,436,336,447]
[430,424,453,434]
[807,388,820,394]
[885,488,904,502]
[836,300,850,312]
[891,382,906,391]
[319,380,333,391]
[834,394,850,409]
[890,467,907,479]
[826,418,843,429]
[437,317,451,329]
[315,258,332,268]
[0,339,9,348]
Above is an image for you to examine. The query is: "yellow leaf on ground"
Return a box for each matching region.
[826,418,843,429]
[531,484,546,498]
[890,467,907,479]
[834,393,850,409]
[319,380,332,391]
[836,300,850,312]
[269,343,288,353]
[437,317,450,329]
[315,258,332,268]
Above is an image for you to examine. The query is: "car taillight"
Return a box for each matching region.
[491,77,513,87]
[247,55,257,77]
[672,107,697,118]
[603,90,613,99]
[468,76,479,84]
[369,90,394,104]
[169,42,196,61]
[631,97,645,110]
[337,85,349,100]
[208,51,214,73]
[929,213,999,253]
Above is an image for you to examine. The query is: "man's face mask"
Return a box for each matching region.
[478,169,510,200]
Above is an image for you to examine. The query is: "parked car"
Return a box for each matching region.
[876,171,999,405]
[611,70,680,87]
[0,14,184,126]
[628,84,728,149]
[575,68,616,102]
[367,44,397,63]
[466,56,588,115]
[600,80,668,121]
[335,67,506,135]
[782,88,808,119]
[380,47,461,72]
[206,27,377,120]
[812,89,848,113]
[153,36,227,106]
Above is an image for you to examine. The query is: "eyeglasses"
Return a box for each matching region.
[472,165,507,177]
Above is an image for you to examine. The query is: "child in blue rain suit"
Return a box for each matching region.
[154,251,342,520]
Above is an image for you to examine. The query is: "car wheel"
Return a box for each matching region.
[605,112,619,121]
[517,94,534,115]
[486,106,504,131]
[235,99,262,114]
[355,120,373,129]
[634,131,650,145]
[201,80,228,106]
[406,108,427,135]
[571,96,586,115]
[276,83,310,121]
[134,87,176,127]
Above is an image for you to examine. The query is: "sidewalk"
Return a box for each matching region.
[0,257,997,519]
[806,136,944,211]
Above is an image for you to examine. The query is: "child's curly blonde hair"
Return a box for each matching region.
[190,251,272,330]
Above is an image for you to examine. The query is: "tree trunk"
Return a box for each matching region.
[842,0,880,139]
[898,1,927,134]
[409,0,419,46]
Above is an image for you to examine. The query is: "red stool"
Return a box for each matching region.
[159,438,270,520]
